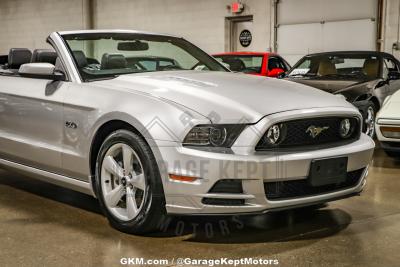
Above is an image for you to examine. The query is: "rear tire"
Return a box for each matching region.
[95,129,166,234]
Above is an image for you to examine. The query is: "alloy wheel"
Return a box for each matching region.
[364,106,375,138]
[100,143,146,221]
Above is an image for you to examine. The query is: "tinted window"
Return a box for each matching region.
[139,60,156,70]
[268,57,288,71]
[288,54,380,79]
[384,58,399,72]
[213,55,263,73]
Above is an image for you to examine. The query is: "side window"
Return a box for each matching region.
[282,58,291,70]
[268,57,288,71]
[139,60,157,70]
[384,58,399,72]
[54,57,66,72]
[159,60,174,67]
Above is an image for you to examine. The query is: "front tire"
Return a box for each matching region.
[95,129,166,234]
[362,101,376,138]
[385,150,400,159]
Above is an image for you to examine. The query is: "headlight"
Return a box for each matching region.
[183,124,246,147]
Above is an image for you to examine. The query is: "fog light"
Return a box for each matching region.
[266,124,281,144]
[340,118,351,138]
[380,126,400,139]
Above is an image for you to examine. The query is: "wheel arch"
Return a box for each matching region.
[354,93,381,110]
[88,115,165,197]
[368,96,381,110]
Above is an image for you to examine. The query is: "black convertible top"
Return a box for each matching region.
[304,51,395,59]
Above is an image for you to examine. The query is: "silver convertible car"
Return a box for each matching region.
[0,30,374,234]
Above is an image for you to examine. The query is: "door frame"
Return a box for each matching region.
[225,15,253,52]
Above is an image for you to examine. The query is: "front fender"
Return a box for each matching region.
[62,83,210,180]
[335,79,380,103]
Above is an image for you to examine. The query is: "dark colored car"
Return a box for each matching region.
[284,51,400,137]
[213,52,291,77]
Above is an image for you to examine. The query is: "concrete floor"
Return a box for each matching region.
[0,148,399,267]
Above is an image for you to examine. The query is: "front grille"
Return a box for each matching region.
[202,198,245,206]
[256,117,360,151]
[264,168,365,200]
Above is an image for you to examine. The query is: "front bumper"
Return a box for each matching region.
[156,133,374,215]
[376,118,400,153]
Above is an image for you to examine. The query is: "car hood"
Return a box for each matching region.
[378,91,400,120]
[285,77,374,93]
[285,77,379,102]
[94,71,354,123]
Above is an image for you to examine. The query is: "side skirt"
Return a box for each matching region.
[0,158,94,196]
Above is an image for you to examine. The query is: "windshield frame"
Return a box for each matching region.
[61,32,229,82]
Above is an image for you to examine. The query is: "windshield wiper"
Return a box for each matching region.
[288,73,317,77]
[321,73,366,79]
[85,75,119,82]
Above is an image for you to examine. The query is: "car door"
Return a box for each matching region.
[383,57,400,95]
[0,75,67,174]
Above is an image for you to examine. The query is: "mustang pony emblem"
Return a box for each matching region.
[306,125,329,138]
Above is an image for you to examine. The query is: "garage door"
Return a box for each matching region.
[277,0,378,65]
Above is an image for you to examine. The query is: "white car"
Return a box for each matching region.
[376,92,400,158]
[0,30,374,234]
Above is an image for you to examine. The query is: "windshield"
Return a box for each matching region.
[213,55,263,73]
[288,54,381,79]
[62,33,227,81]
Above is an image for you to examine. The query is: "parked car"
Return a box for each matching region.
[213,52,291,77]
[284,51,400,137]
[0,30,374,234]
[376,91,400,158]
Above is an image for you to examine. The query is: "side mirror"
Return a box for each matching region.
[268,68,285,78]
[277,72,287,79]
[388,71,400,81]
[19,63,65,81]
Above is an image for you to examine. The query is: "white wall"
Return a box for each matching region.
[94,0,274,54]
[276,0,378,64]
[0,0,91,54]
[383,0,400,58]
[0,0,274,55]
[1,0,399,60]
